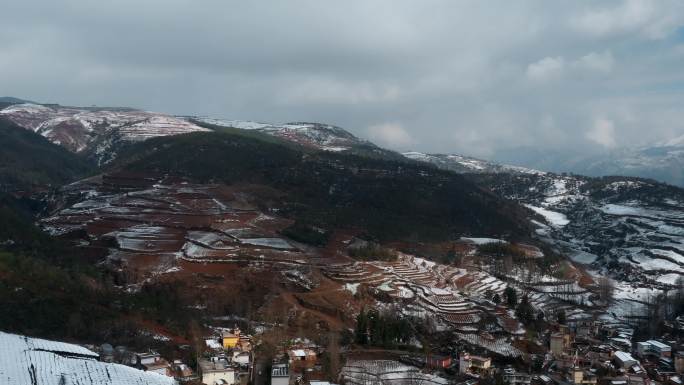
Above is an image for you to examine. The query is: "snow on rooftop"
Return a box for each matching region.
[205,339,223,350]
[614,351,636,362]
[0,331,177,385]
[646,340,670,349]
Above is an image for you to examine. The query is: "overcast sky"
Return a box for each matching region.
[2,0,684,158]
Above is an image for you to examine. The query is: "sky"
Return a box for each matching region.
[2,0,684,159]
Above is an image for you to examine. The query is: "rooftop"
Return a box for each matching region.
[199,358,233,373]
[646,340,670,350]
[614,351,636,362]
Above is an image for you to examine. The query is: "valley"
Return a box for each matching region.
[2,100,684,385]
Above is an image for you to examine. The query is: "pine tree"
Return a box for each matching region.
[505,286,517,307]
[355,309,368,345]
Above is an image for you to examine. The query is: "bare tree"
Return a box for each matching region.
[596,277,615,304]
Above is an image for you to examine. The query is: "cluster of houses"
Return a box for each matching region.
[90,344,195,382]
[81,317,684,385]
[271,340,331,385]
[200,327,254,385]
[452,320,684,385]
[88,326,254,385]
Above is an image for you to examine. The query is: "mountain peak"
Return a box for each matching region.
[193,118,371,152]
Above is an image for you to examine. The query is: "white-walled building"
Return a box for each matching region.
[271,364,290,385]
[199,357,237,385]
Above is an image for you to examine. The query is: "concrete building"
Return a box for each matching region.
[199,357,237,385]
[222,329,240,349]
[459,353,492,375]
[135,351,172,377]
[569,366,597,385]
[637,340,671,358]
[614,352,638,369]
[271,364,290,385]
[232,351,250,367]
[427,354,452,369]
[674,352,684,374]
[503,368,531,385]
[551,333,571,356]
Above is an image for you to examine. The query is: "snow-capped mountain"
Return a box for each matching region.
[0,102,388,163]
[193,117,376,153]
[409,151,684,289]
[0,103,209,164]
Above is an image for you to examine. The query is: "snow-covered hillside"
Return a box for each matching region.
[0,103,209,164]
[403,152,544,175]
[410,152,684,289]
[194,117,374,152]
[0,102,382,161]
[0,331,176,385]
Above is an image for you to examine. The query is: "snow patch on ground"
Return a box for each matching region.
[525,204,570,227]
[460,237,507,245]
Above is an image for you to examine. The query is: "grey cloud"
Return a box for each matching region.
[1,0,683,160]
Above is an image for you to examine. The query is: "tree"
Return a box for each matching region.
[504,286,518,307]
[515,296,534,325]
[355,309,368,345]
[323,332,341,382]
[556,309,566,325]
[597,277,615,304]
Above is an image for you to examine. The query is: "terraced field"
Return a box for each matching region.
[42,172,343,281]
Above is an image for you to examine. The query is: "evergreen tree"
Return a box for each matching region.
[505,286,518,307]
[515,296,534,325]
[556,309,566,325]
[355,309,368,345]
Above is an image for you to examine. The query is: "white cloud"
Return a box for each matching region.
[572,0,684,39]
[367,122,414,148]
[586,118,617,147]
[572,51,615,73]
[526,56,565,82]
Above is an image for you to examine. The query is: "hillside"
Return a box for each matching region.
[409,151,684,289]
[0,117,94,192]
[403,152,543,175]
[0,103,210,164]
[193,118,405,161]
[108,131,532,242]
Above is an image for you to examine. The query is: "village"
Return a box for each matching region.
[31,173,684,385]
[70,288,684,385]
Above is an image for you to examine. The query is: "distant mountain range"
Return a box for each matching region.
[572,138,684,187]
[2,98,682,186]
[491,140,684,187]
